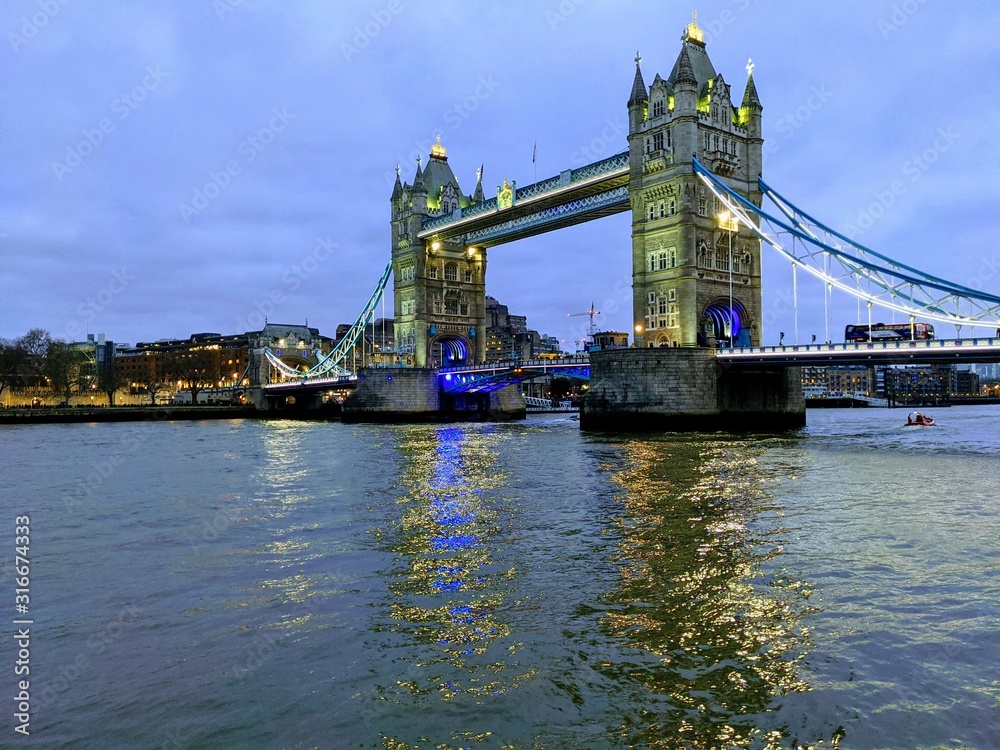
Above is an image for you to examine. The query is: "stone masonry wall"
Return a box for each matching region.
[582,349,805,431]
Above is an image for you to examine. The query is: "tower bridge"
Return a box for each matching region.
[259,14,1000,429]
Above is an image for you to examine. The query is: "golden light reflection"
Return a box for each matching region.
[376,426,534,707]
[599,437,831,748]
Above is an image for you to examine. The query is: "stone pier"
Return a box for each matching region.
[342,367,525,423]
[581,348,805,432]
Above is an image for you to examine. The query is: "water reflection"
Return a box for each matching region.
[599,436,829,749]
[376,425,533,707]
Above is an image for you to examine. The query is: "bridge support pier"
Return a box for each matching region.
[342,368,525,423]
[581,349,805,432]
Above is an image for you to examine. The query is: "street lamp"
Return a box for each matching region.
[717,210,739,345]
[634,323,643,348]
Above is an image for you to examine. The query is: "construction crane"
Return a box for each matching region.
[567,302,601,338]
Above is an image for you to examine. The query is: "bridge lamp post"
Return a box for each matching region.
[717,210,739,345]
[634,324,643,348]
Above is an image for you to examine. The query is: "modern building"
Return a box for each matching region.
[884,364,956,404]
[484,296,562,363]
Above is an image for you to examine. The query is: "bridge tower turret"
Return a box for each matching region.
[627,15,764,349]
[390,140,487,368]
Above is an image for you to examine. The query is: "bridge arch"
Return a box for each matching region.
[430,334,470,368]
[702,298,750,347]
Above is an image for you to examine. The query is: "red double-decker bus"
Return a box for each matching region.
[844,322,935,342]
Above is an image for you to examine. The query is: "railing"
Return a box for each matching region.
[441,355,589,374]
[719,337,1000,358]
[419,151,629,234]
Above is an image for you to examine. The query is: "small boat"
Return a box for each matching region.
[904,411,935,427]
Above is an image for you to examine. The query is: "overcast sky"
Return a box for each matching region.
[3,0,999,349]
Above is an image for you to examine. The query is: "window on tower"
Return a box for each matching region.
[653,131,663,151]
[444,262,458,282]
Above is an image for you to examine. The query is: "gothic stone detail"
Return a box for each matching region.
[627,20,764,348]
[390,145,488,367]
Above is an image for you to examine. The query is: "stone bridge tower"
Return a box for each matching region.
[390,139,488,367]
[627,15,764,348]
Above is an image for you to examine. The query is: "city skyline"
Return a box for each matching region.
[4,1,1000,348]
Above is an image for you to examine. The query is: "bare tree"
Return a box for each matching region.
[44,341,89,405]
[162,348,220,405]
[16,329,52,391]
[132,356,171,405]
[99,364,130,406]
[0,338,27,401]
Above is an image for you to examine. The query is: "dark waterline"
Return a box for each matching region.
[2,407,998,748]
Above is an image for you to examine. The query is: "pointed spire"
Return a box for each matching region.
[412,155,426,193]
[675,46,697,87]
[391,163,402,199]
[472,163,484,203]
[741,65,762,111]
[628,50,647,106]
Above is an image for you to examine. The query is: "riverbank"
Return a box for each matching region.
[0,404,343,425]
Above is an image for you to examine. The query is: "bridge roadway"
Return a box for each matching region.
[718,337,1000,366]
[440,356,590,394]
[260,339,999,396]
[417,153,629,248]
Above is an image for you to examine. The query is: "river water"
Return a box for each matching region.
[2,406,998,749]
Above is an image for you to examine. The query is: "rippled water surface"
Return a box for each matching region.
[2,406,998,748]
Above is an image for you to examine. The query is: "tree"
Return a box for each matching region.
[163,348,220,405]
[99,363,130,406]
[132,355,171,405]
[0,339,28,401]
[16,329,52,391]
[44,341,89,404]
